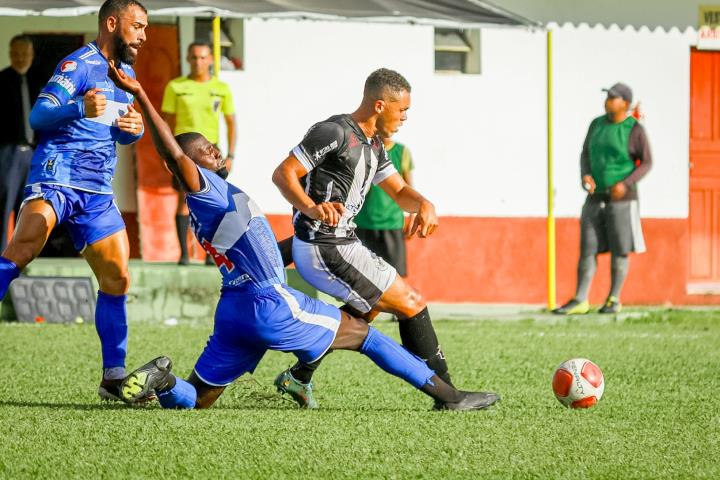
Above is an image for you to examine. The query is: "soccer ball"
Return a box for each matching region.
[552,358,605,408]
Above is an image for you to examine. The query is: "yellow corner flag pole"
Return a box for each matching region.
[212,16,221,79]
[546,28,556,311]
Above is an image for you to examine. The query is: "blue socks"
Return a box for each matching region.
[158,377,197,409]
[360,327,435,389]
[95,291,128,370]
[0,256,20,300]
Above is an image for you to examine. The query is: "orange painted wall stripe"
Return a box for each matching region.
[266,214,720,305]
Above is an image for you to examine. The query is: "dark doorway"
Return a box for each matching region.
[27,34,85,258]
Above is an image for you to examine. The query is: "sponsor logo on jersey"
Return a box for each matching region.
[201,239,235,272]
[313,141,338,162]
[347,133,361,149]
[49,74,76,95]
[60,61,77,73]
[84,59,102,65]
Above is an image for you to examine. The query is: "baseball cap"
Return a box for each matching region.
[602,82,633,103]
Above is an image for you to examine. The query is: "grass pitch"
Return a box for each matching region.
[0,310,718,479]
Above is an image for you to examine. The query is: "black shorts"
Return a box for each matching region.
[580,196,646,256]
[354,228,407,277]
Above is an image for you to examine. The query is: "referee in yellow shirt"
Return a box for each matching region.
[161,41,236,265]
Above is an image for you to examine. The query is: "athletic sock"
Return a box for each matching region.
[95,291,128,370]
[290,353,330,384]
[574,255,597,302]
[610,254,629,299]
[157,376,196,409]
[360,327,435,389]
[176,214,190,261]
[103,367,126,381]
[0,256,20,300]
[398,307,453,387]
[420,375,463,403]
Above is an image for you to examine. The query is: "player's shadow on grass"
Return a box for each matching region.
[0,400,133,410]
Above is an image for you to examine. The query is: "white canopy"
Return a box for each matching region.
[0,1,538,27]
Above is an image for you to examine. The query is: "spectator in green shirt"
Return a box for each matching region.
[354,135,414,276]
[554,82,652,315]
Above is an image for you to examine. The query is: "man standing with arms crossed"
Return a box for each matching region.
[161,41,236,265]
[272,69,499,410]
[0,0,148,401]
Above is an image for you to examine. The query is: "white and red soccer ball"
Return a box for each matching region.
[552,358,604,408]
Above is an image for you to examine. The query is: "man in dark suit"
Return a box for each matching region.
[0,35,41,250]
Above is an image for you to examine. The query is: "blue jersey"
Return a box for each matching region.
[28,42,140,194]
[187,167,286,289]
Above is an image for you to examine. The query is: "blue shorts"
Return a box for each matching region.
[23,183,125,252]
[193,284,341,387]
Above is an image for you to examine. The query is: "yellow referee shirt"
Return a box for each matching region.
[161,76,235,144]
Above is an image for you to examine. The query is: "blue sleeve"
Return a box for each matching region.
[186,167,229,211]
[115,126,144,145]
[30,97,84,130]
[31,58,87,130]
[39,58,87,107]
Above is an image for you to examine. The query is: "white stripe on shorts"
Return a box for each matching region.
[630,200,646,253]
[273,284,339,333]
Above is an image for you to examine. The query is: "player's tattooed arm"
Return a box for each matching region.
[272,156,345,227]
[379,173,438,238]
[107,60,202,192]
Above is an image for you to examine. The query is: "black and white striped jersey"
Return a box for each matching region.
[291,114,397,245]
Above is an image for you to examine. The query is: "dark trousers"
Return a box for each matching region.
[0,144,32,251]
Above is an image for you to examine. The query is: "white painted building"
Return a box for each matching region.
[1,1,717,304]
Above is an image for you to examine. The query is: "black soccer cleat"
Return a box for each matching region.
[552,298,590,315]
[434,391,501,411]
[598,296,621,314]
[120,356,174,404]
[98,377,124,402]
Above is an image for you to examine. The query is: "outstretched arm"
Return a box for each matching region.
[107,61,202,193]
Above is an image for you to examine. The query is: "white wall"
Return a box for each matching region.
[223,18,694,219]
[0,15,697,220]
[551,23,695,218]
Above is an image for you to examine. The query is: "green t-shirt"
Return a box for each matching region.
[587,115,637,192]
[354,142,413,230]
[161,76,235,144]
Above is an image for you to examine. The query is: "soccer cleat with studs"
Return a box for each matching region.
[598,296,621,314]
[120,356,174,404]
[274,369,318,409]
[434,391,501,411]
[552,299,590,315]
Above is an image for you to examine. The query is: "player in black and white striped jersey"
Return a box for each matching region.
[272,68,499,410]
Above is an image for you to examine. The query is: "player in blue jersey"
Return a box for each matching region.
[0,0,149,401]
[106,62,499,411]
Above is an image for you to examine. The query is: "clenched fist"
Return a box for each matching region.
[84,88,106,118]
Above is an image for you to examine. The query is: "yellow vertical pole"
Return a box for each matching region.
[212,16,221,79]
[546,28,556,310]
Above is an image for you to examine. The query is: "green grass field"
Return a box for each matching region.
[1,311,719,479]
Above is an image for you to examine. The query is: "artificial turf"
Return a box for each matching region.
[0,310,718,479]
